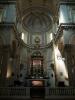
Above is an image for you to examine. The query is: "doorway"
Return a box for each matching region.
[30,87,45,98]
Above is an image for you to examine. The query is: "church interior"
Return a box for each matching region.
[0,0,75,99]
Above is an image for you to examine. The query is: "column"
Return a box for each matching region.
[64,44,74,86]
[1,46,10,78]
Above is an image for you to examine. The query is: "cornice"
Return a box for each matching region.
[0,0,16,4]
[60,2,75,5]
[20,39,53,50]
[55,23,75,43]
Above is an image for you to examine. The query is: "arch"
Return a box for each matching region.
[22,7,53,32]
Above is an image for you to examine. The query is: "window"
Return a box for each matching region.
[21,31,28,44]
[21,32,24,40]
[49,33,53,41]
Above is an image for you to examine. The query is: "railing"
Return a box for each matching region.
[0,87,30,99]
[45,87,75,99]
[0,87,75,99]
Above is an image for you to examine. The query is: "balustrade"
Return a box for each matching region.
[45,87,75,99]
[0,87,75,99]
[0,87,30,99]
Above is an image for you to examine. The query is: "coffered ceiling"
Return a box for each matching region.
[17,0,58,18]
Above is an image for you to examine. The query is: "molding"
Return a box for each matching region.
[0,22,16,27]
[59,23,75,30]
[0,0,16,4]
[59,2,75,5]
[59,0,75,5]
[20,39,53,50]
[58,1,75,10]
